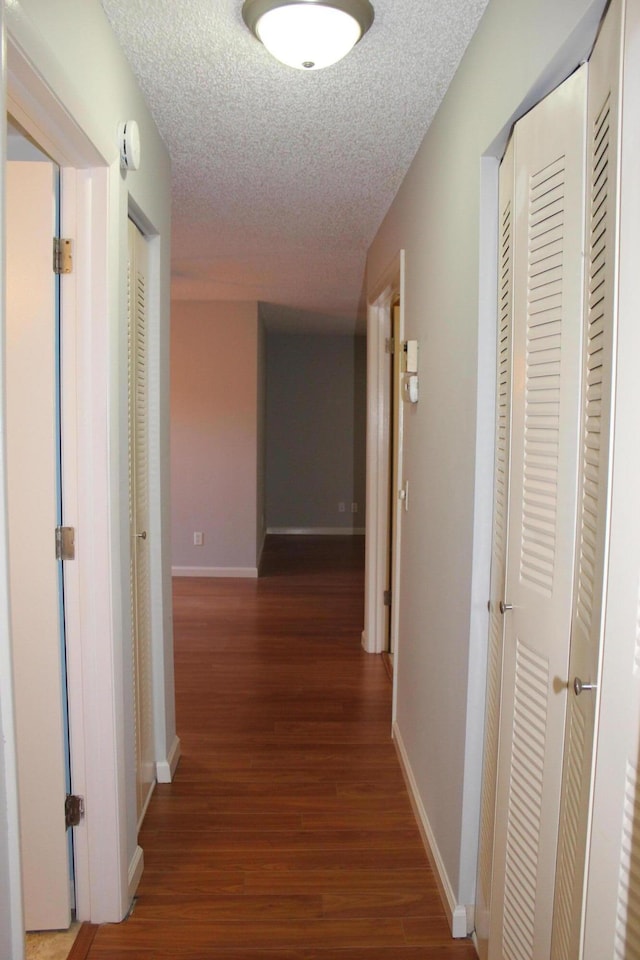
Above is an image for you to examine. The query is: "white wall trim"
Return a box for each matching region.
[172,566,258,578]
[156,734,181,784]
[127,845,144,901]
[266,526,365,536]
[393,722,471,939]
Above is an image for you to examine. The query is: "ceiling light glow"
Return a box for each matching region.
[242,0,375,71]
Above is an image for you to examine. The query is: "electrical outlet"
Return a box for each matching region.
[338,502,346,513]
[351,502,358,513]
[193,531,203,546]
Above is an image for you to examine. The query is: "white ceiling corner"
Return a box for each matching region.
[100,0,490,333]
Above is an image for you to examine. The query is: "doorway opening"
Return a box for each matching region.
[363,252,404,713]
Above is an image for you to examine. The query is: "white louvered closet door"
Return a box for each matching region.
[551,1,622,956]
[489,66,588,960]
[128,218,155,824]
[582,0,640,954]
[475,135,515,960]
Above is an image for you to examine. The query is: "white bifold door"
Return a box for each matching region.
[580,0,640,954]
[128,218,155,825]
[551,0,622,954]
[479,0,640,955]
[488,64,588,960]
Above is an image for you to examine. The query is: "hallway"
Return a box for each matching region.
[85,536,476,958]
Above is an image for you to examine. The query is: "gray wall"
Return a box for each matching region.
[266,333,366,531]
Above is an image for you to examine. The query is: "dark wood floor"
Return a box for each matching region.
[87,536,477,959]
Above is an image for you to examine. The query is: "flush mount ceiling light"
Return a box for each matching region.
[242,0,375,71]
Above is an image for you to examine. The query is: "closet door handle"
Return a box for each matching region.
[573,677,597,696]
[499,601,513,614]
[136,531,147,540]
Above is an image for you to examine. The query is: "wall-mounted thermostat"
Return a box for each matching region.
[406,374,419,403]
[405,339,419,374]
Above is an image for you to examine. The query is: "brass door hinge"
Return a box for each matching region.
[65,794,84,829]
[55,526,75,560]
[53,238,73,275]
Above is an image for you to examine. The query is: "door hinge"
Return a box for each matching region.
[65,794,84,829]
[53,237,73,275]
[385,337,396,355]
[55,526,75,560]
[383,589,392,607]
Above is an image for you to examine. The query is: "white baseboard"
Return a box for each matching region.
[172,566,258,578]
[156,734,181,783]
[128,844,144,900]
[393,721,471,939]
[266,527,366,535]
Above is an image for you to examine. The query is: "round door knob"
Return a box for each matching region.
[499,601,513,614]
[573,677,597,696]
[136,531,147,540]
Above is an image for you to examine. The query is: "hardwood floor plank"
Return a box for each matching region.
[133,895,324,922]
[91,917,408,950]
[243,866,437,896]
[84,537,476,958]
[88,950,473,960]
[67,923,99,960]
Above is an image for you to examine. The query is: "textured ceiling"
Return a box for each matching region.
[100,0,489,332]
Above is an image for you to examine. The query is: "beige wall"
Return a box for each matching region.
[367,0,606,924]
[171,300,260,574]
[256,315,267,562]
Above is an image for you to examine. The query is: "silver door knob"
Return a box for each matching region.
[136,531,147,540]
[573,677,597,696]
[499,601,513,614]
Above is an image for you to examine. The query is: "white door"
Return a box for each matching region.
[489,66,588,960]
[581,0,640,954]
[475,133,515,958]
[128,218,155,824]
[550,1,622,955]
[6,159,72,929]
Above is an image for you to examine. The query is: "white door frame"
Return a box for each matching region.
[363,252,405,683]
[3,26,131,929]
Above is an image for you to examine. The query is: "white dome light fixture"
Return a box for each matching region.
[242,0,375,71]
